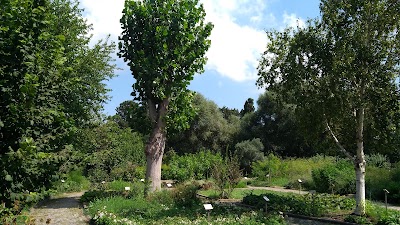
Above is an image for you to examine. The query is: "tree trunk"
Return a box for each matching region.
[354,107,366,215]
[145,124,166,193]
[145,98,169,194]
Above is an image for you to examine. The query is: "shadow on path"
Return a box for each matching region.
[29,192,89,225]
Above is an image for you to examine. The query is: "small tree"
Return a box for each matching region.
[211,157,242,199]
[119,0,213,192]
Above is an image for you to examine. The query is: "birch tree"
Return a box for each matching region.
[257,0,400,215]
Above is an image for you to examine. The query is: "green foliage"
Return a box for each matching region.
[344,215,372,225]
[170,182,201,207]
[54,170,90,193]
[365,154,391,169]
[237,92,313,157]
[81,121,145,182]
[87,188,287,225]
[114,100,151,136]
[0,0,115,208]
[234,138,264,174]
[168,93,240,154]
[162,150,223,181]
[211,156,242,198]
[311,160,355,195]
[243,192,355,217]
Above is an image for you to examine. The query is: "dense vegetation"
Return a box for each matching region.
[1,0,399,223]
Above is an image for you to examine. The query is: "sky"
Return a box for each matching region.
[78,0,321,115]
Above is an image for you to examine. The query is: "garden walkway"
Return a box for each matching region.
[29,192,89,225]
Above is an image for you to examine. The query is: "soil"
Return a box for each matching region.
[29,192,89,225]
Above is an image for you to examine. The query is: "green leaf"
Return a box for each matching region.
[5,174,12,181]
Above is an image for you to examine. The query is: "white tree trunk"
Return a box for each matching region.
[354,161,366,215]
[354,107,366,215]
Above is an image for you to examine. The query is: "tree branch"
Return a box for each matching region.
[325,120,355,162]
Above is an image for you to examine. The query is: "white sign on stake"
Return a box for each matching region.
[166,183,172,188]
[125,186,131,191]
[203,204,213,210]
[140,179,145,182]
[263,196,270,202]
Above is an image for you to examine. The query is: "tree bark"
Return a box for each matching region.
[145,124,166,193]
[354,107,366,215]
[145,98,169,194]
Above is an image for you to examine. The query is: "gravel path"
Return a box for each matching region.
[29,192,89,225]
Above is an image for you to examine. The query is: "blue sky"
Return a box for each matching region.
[79,0,321,115]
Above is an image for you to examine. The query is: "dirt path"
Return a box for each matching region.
[29,192,89,225]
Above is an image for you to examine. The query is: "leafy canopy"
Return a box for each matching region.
[119,0,213,130]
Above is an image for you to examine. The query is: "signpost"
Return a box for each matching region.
[298,179,302,194]
[384,189,389,211]
[203,204,213,221]
[263,196,270,213]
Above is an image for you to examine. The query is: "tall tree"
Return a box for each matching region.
[240,98,255,117]
[168,93,239,154]
[257,0,400,215]
[0,0,115,205]
[119,0,213,192]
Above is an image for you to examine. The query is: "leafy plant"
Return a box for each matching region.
[212,156,242,198]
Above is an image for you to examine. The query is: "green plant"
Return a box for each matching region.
[171,182,201,207]
[54,170,90,193]
[344,215,373,224]
[311,159,355,195]
[243,192,355,217]
[212,156,242,198]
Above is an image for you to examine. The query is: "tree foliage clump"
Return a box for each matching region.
[81,121,145,182]
[168,93,239,154]
[0,0,115,206]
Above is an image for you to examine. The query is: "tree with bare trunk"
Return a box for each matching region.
[118,0,213,193]
[257,0,400,215]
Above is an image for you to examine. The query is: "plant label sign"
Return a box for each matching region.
[263,196,270,202]
[203,204,213,210]
[166,183,172,188]
[125,187,131,191]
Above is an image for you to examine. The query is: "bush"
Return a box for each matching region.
[212,156,242,198]
[311,159,355,195]
[243,192,355,217]
[54,170,90,193]
[171,182,201,207]
[162,150,223,181]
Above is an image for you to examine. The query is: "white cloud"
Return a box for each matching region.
[282,12,306,29]
[79,0,125,43]
[202,0,268,82]
[79,0,269,82]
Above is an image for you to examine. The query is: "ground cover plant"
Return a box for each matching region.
[85,181,288,225]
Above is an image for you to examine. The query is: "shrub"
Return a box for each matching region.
[212,156,242,198]
[311,159,355,195]
[242,192,355,217]
[54,170,90,193]
[162,150,223,181]
[171,182,201,207]
[365,154,391,169]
